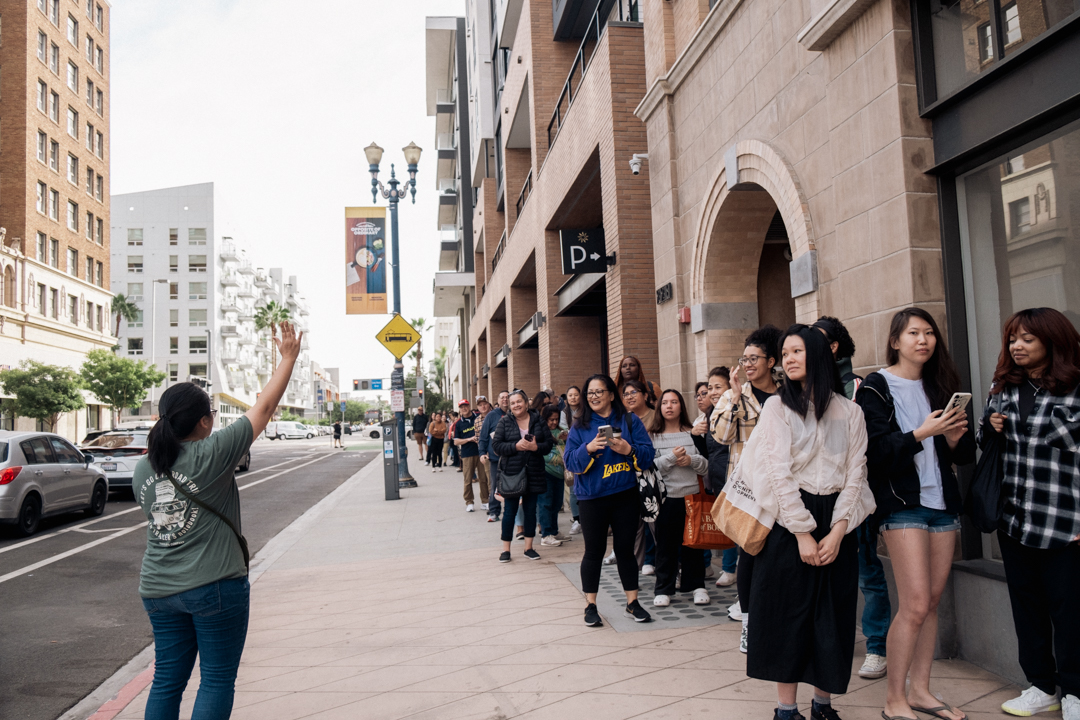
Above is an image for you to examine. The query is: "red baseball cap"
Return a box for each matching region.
[458,399,470,406]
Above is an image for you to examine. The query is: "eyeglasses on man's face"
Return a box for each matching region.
[739,355,766,366]
[586,389,608,398]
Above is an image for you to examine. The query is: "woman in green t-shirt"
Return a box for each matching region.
[137,321,302,719]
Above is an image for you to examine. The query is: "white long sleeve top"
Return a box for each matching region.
[650,430,709,498]
[740,394,875,534]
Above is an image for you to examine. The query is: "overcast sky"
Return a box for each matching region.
[111,0,464,399]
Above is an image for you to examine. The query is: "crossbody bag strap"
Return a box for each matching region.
[166,476,250,570]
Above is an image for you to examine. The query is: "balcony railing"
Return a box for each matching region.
[219,242,239,261]
[516,170,533,217]
[492,231,507,273]
[547,0,639,148]
[438,177,458,195]
[220,273,239,287]
[253,272,270,289]
[437,133,456,152]
[220,324,240,337]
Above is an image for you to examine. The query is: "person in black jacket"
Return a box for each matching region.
[855,308,975,720]
[492,390,554,563]
[696,367,736,589]
[411,409,429,465]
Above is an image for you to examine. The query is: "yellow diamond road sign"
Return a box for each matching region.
[376,315,420,359]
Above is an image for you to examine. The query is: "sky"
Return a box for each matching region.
[110,0,465,400]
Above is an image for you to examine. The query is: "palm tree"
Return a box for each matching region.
[431,345,449,399]
[254,300,292,375]
[408,317,433,409]
[111,294,140,341]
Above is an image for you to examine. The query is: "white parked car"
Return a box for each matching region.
[81,430,151,490]
[264,422,314,440]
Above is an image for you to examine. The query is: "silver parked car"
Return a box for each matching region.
[0,431,109,536]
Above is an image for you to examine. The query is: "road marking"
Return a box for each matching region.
[0,451,339,584]
[0,453,335,556]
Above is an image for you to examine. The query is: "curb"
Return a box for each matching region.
[63,454,383,720]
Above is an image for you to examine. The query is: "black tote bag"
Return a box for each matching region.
[966,395,1005,533]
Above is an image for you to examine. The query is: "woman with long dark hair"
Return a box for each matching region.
[563,386,584,534]
[564,373,655,626]
[981,308,1080,719]
[493,390,554,562]
[135,322,302,720]
[856,307,974,720]
[742,325,874,720]
[615,355,660,406]
[648,389,710,607]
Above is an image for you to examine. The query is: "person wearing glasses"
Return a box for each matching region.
[701,367,738,588]
[564,374,656,626]
[691,380,717,579]
[616,355,660,407]
[608,378,656,570]
[711,324,783,652]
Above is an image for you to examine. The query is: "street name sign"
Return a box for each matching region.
[559,228,606,274]
[376,315,421,359]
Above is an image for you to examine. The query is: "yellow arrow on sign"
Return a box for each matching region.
[375,315,420,359]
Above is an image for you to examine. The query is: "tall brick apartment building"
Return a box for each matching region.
[0,0,114,439]
[434,0,661,400]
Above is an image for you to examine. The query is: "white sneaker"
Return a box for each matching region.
[715,571,737,587]
[603,550,616,565]
[693,588,711,605]
[641,564,655,576]
[653,594,670,607]
[1002,686,1060,716]
[858,653,887,679]
[569,520,582,535]
[480,503,489,511]
[740,615,748,654]
[540,536,562,547]
[704,566,716,579]
[727,600,743,621]
[1063,694,1079,720]
[465,504,474,512]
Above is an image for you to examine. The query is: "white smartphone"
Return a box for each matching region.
[597,425,613,442]
[946,392,972,414]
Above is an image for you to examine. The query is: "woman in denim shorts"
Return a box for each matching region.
[856,308,975,720]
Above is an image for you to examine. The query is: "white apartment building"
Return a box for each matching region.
[433,316,462,404]
[311,363,339,423]
[110,183,314,426]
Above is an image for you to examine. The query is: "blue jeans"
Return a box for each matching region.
[569,489,579,519]
[857,523,891,656]
[879,506,961,533]
[142,576,250,720]
[721,546,738,573]
[537,476,564,537]
[487,459,502,518]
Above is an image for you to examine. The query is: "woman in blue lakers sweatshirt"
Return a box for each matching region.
[564,373,656,627]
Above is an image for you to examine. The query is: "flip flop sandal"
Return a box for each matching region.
[881,714,918,720]
[910,704,965,720]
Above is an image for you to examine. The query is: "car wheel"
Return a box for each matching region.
[277,434,285,440]
[17,495,41,537]
[85,481,108,517]
[307,433,313,439]
[238,452,250,472]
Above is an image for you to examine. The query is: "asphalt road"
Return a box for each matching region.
[0,436,378,720]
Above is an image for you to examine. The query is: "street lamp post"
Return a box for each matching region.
[365,141,422,488]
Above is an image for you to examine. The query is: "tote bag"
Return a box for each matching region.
[684,477,734,550]
[710,458,775,555]
[638,466,666,522]
[966,394,1005,533]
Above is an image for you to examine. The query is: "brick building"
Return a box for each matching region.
[437,0,661,401]
[0,0,114,440]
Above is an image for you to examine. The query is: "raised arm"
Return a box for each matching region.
[244,321,302,440]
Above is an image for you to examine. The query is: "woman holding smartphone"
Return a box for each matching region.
[564,374,655,626]
[492,390,553,563]
[856,308,974,720]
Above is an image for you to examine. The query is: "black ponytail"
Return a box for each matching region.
[147,382,212,476]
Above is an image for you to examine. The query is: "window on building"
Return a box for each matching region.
[67,201,78,231]
[95,303,102,330]
[95,130,103,157]
[49,43,58,74]
[37,80,47,112]
[49,189,59,220]
[188,282,207,300]
[49,140,58,171]
[95,217,103,244]
[86,212,93,239]
[95,46,103,73]
[67,107,78,138]
[69,295,79,325]
[86,122,93,150]
[85,35,92,61]
[128,255,143,273]
[37,131,47,163]
[1009,197,1032,237]
[169,308,178,327]
[127,228,143,246]
[86,78,93,106]
[168,364,178,382]
[86,166,93,194]
[168,255,178,273]
[126,282,143,301]
[95,261,102,286]
[1002,2,1021,45]
[36,233,47,262]
[189,337,208,355]
[49,238,59,267]
[87,404,99,432]
[67,15,78,45]
[38,32,47,62]
[127,338,143,355]
[96,4,103,30]
[85,301,93,327]
[189,364,207,378]
[67,153,78,184]
[188,228,207,245]
[169,228,178,246]
[38,0,47,14]
[66,61,78,91]
[67,248,78,276]
[50,288,58,318]
[189,309,207,327]
[38,284,47,316]
[168,337,178,355]
[36,182,47,214]
[95,88,103,115]
[85,256,93,282]
[49,91,59,122]
[128,309,143,328]
[168,282,178,300]
[95,173,103,200]
[188,255,207,273]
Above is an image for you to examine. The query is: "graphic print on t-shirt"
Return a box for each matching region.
[139,472,201,546]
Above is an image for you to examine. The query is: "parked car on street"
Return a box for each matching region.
[363,425,383,439]
[263,421,314,440]
[0,431,109,536]
[210,427,251,472]
[80,430,151,490]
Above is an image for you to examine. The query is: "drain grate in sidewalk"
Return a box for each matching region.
[556,561,740,632]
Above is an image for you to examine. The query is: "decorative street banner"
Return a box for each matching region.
[345,207,388,314]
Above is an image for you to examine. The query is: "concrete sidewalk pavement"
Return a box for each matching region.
[102,455,1054,720]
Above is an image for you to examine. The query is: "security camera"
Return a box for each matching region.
[629,153,648,175]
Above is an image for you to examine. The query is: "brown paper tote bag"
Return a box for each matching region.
[710,463,775,555]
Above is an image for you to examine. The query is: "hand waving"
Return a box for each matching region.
[275,321,303,364]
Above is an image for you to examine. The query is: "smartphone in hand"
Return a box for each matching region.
[598,425,613,442]
[524,434,534,442]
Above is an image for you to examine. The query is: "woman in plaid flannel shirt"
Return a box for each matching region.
[982,308,1080,720]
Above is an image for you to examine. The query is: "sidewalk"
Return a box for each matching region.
[104,456,1052,720]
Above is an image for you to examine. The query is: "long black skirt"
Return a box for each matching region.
[746,490,859,694]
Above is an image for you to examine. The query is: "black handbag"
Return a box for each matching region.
[966,394,1005,533]
[498,457,529,498]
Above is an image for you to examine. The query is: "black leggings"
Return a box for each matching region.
[737,548,755,612]
[428,438,444,467]
[578,487,641,594]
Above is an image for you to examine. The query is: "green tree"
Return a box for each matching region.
[111,294,140,340]
[80,349,167,426]
[0,360,86,432]
[254,300,292,377]
[408,317,432,411]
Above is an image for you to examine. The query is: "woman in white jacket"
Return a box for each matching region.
[649,389,711,607]
[741,325,875,720]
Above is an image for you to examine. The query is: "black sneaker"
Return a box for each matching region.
[584,603,603,627]
[498,551,511,563]
[774,710,807,720]
[810,702,840,720]
[625,599,653,623]
[523,549,540,560]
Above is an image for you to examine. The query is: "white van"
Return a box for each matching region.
[264,422,314,440]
